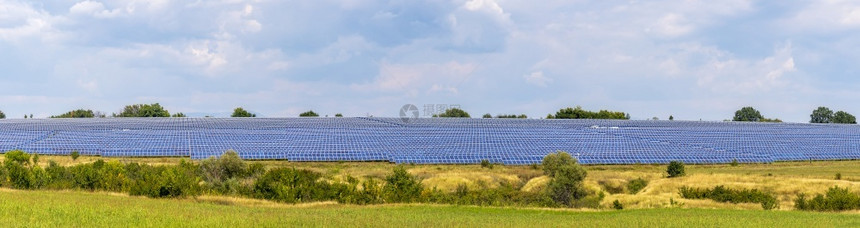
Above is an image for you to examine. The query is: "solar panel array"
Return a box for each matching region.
[0,117,858,165]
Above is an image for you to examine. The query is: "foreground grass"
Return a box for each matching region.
[1,189,859,228]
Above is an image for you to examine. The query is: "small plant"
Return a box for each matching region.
[627,178,649,194]
[480,159,493,169]
[32,153,39,165]
[612,199,624,210]
[70,150,80,160]
[666,161,685,178]
[730,159,739,167]
[836,173,842,180]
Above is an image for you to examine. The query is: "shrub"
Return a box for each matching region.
[5,150,31,165]
[32,154,39,165]
[253,167,341,203]
[299,110,319,117]
[667,161,685,178]
[598,180,625,194]
[612,199,624,210]
[382,166,423,203]
[795,186,860,211]
[129,161,200,198]
[5,161,32,189]
[627,178,648,194]
[480,159,493,169]
[200,150,250,194]
[679,185,778,210]
[836,173,842,180]
[730,159,739,167]
[70,151,80,160]
[542,151,589,207]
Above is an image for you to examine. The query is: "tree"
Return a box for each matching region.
[172,113,187,117]
[482,113,492,118]
[810,107,834,124]
[0,110,5,119]
[299,110,319,117]
[436,108,470,118]
[552,106,628,120]
[667,161,685,178]
[51,109,99,118]
[231,107,256,117]
[733,107,763,122]
[114,103,170,117]
[496,114,528,118]
[542,151,588,207]
[335,113,343,117]
[832,111,857,124]
[669,115,674,121]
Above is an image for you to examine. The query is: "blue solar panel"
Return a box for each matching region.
[0,117,858,164]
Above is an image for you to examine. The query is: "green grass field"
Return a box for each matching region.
[1,189,858,227]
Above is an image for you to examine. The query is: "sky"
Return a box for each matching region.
[1,0,859,122]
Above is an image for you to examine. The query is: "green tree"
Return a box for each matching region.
[114,103,170,117]
[542,151,589,207]
[436,108,470,118]
[482,113,492,118]
[733,107,763,122]
[810,107,834,123]
[335,113,343,117]
[667,161,686,178]
[231,107,256,117]
[832,111,857,124]
[382,166,423,203]
[299,110,319,117]
[51,109,98,118]
[0,110,5,119]
[553,106,628,119]
[669,115,674,121]
[171,113,187,117]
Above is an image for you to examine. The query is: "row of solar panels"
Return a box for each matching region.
[0,118,859,164]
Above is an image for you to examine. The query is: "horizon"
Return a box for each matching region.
[2,1,858,122]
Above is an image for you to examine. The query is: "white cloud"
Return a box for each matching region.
[523,71,552,87]
[357,61,477,95]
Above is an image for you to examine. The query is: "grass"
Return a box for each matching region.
[1,189,859,228]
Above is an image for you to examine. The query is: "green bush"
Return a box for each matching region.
[836,173,842,180]
[795,186,860,211]
[480,159,493,169]
[5,150,31,165]
[613,199,624,210]
[70,151,80,160]
[128,161,200,198]
[200,150,251,194]
[542,151,589,207]
[627,178,649,194]
[253,167,344,203]
[382,166,423,203]
[679,185,778,210]
[667,161,685,178]
[5,161,32,189]
[730,159,739,167]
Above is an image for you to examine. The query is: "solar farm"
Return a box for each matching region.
[1,117,858,165]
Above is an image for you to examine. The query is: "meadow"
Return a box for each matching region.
[2,188,859,228]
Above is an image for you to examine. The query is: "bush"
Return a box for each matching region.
[5,161,32,189]
[70,151,80,160]
[253,167,342,203]
[795,186,860,211]
[836,173,842,180]
[679,185,778,210]
[627,178,649,194]
[5,150,31,165]
[612,199,624,210]
[542,151,589,207]
[730,159,739,167]
[480,159,493,169]
[200,150,250,194]
[299,110,319,117]
[128,161,200,198]
[382,166,423,203]
[667,161,685,178]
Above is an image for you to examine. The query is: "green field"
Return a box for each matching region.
[1,189,858,227]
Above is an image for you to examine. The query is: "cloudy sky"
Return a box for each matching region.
[1,0,858,121]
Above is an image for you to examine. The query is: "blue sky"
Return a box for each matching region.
[1,0,859,122]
